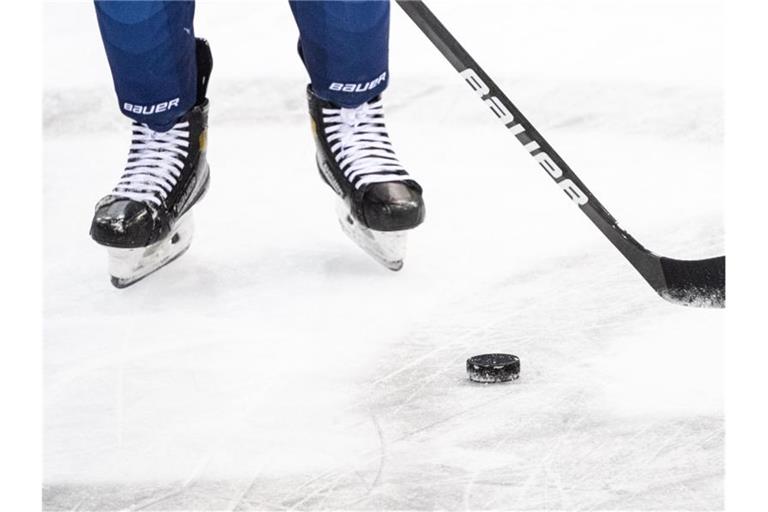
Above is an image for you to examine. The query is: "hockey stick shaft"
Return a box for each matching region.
[396,0,725,306]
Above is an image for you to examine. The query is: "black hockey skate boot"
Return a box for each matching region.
[90,38,213,288]
[307,86,425,270]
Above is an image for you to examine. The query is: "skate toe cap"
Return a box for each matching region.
[90,199,155,248]
[363,182,425,231]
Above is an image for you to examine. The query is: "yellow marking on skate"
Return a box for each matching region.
[199,129,207,151]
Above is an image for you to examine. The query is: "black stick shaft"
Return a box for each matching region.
[395,0,664,288]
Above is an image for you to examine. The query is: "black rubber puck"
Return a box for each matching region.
[467,353,520,383]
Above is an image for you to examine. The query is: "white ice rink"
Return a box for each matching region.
[43,1,724,510]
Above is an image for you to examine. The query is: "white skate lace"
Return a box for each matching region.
[112,121,191,206]
[322,98,408,189]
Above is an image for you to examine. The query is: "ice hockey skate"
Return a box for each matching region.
[307,86,425,271]
[90,39,213,288]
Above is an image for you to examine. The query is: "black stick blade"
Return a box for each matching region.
[658,255,725,307]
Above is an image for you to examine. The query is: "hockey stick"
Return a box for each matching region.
[396,0,725,308]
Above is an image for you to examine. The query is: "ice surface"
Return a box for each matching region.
[43,1,723,510]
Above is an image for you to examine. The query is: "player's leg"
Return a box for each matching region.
[289,0,425,270]
[91,1,213,287]
[289,0,390,107]
[95,0,199,129]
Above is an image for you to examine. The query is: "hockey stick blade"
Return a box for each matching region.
[397,0,725,308]
[658,255,725,307]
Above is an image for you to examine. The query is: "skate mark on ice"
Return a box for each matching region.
[126,450,215,511]
[283,414,386,510]
[320,412,388,511]
[508,411,588,510]
[572,422,722,511]
[128,378,279,511]
[366,412,387,497]
[582,471,722,511]
[460,398,558,511]
[66,498,84,512]
[227,463,272,512]
[282,387,524,510]
[278,412,385,510]
[218,379,283,511]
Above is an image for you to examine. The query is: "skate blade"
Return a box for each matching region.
[336,200,407,271]
[107,214,195,288]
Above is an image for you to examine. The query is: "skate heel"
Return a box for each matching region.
[107,213,195,288]
[335,199,407,271]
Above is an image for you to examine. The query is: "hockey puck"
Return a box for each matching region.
[467,353,520,383]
